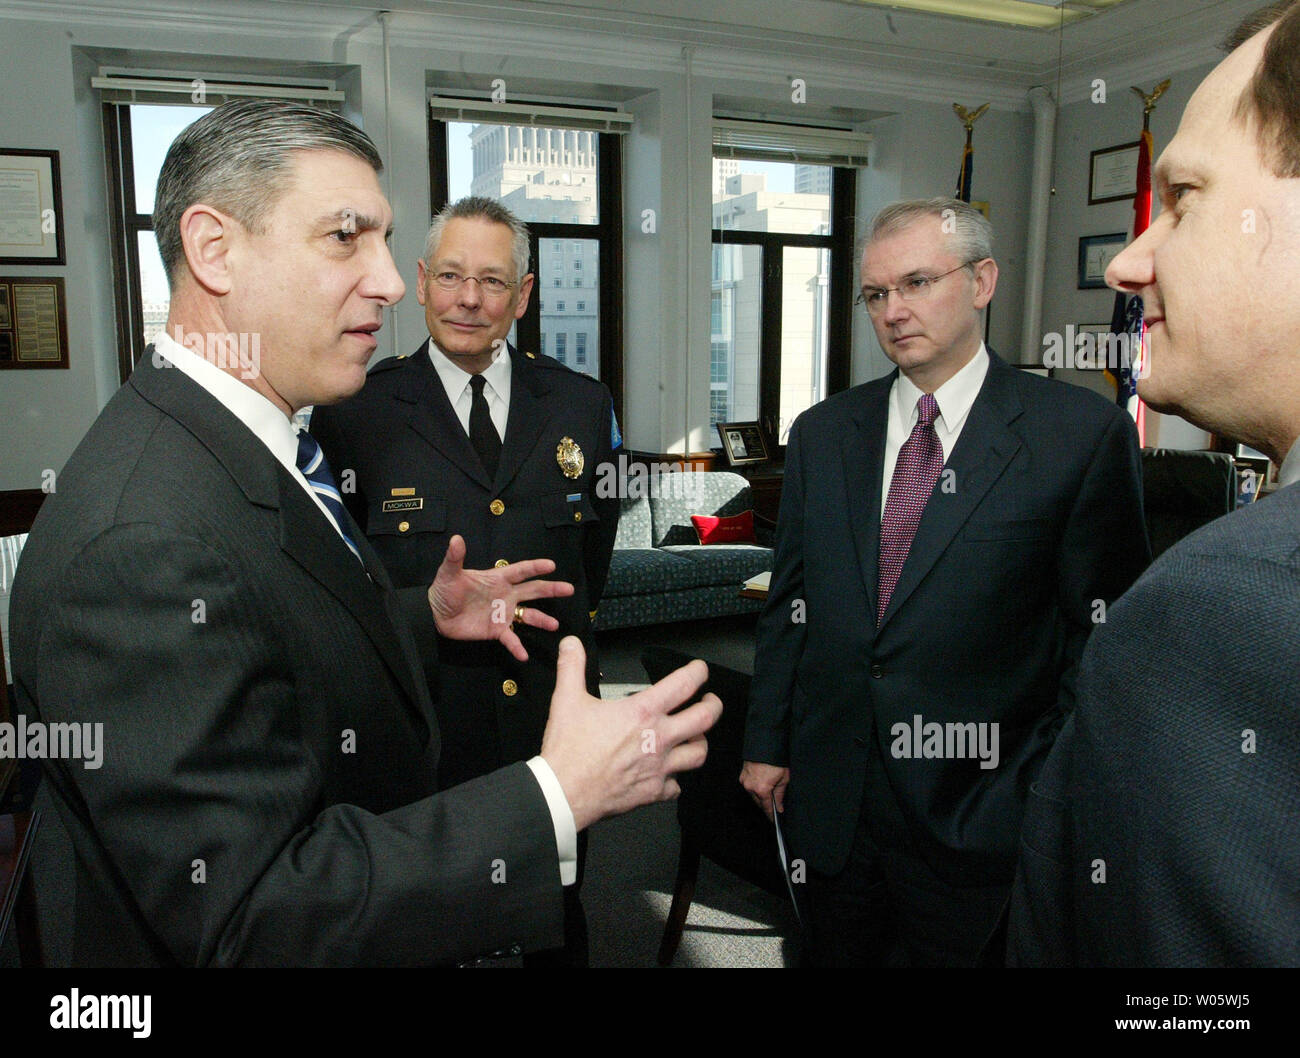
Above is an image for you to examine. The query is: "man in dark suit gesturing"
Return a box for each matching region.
[1009,1,1300,966]
[310,197,619,965]
[8,99,719,966]
[741,198,1149,966]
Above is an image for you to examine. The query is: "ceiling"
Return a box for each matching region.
[2,0,1269,100]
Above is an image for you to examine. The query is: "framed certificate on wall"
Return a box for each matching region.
[1088,141,1140,205]
[0,149,65,264]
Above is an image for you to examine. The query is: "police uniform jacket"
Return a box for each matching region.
[310,340,620,787]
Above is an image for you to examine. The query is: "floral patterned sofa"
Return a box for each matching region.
[593,471,773,631]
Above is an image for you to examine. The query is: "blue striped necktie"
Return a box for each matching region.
[295,430,364,565]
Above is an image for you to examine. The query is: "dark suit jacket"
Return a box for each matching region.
[9,352,564,966]
[309,342,619,788]
[743,351,1150,886]
[1008,482,1300,966]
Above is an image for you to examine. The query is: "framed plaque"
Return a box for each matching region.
[0,276,69,369]
[1089,141,1140,205]
[1078,232,1127,289]
[0,149,65,264]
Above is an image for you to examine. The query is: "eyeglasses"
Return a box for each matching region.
[855,262,976,316]
[429,271,517,299]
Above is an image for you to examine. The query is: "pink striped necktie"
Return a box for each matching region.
[877,392,944,625]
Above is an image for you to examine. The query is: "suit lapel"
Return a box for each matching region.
[276,474,428,723]
[130,352,429,728]
[398,342,494,490]
[845,376,893,621]
[877,352,1024,630]
[494,345,553,494]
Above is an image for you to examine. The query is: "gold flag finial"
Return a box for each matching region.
[1130,79,1171,116]
[952,102,991,132]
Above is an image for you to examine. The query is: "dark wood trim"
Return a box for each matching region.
[711,229,834,250]
[103,102,152,383]
[0,489,44,537]
[828,165,856,396]
[516,232,541,358]
[597,130,624,429]
[759,249,783,443]
[427,112,449,214]
[103,102,136,384]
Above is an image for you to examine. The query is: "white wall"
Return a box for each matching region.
[1040,63,1215,449]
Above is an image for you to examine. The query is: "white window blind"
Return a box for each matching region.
[92,70,343,108]
[429,96,632,135]
[712,118,870,167]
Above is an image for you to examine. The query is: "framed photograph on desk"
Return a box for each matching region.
[717,421,769,466]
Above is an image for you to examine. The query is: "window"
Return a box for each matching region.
[101,76,347,383]
[103,103,211,380]
[576,301,585,312]
[575,332,587,366]
[711,155,855,445]
[539,332,546,356]
[430,110,624,418]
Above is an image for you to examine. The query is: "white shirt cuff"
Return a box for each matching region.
[525,756,578,886]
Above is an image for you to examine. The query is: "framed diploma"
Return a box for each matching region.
[0,149,65,264]
[0,276,69,369]
[1078,232,1127,289]
[717,421,769,466]
[1088,141,1140,205]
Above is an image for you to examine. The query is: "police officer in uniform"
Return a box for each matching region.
[311,197,620,966]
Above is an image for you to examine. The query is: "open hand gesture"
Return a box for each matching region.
[428,535,574,661]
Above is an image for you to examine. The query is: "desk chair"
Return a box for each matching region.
[641,647,790,966]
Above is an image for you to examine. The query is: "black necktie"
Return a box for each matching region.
[468,373,501,480]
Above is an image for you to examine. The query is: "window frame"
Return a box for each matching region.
[428,111,624,424]
[711,164,856,452]
[103,102,157,384]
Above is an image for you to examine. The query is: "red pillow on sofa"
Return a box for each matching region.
[691,510,757,545]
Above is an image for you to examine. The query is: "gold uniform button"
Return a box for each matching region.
[398,520,410,533]
[494,558,509,568]
[502,679,518,696]
[489,499,505,516]
[573,511,583,522]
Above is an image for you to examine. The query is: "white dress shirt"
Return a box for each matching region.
[152,330,577,884]
[428,339,512,440]
[881,344,991,517]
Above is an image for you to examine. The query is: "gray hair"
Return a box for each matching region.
[423,196,531,281]
[864,197,995,267]
[153,99,383,287]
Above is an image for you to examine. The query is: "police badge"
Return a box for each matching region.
[556,436,584,479]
